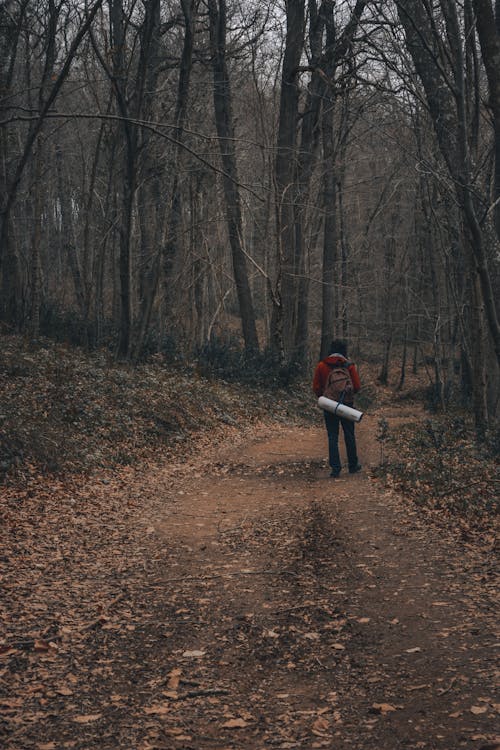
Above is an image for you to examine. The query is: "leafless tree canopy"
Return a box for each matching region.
[1,0,499,430]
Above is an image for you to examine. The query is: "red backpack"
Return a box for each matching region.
[323,363,354,404]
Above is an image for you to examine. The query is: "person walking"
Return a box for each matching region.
[312,339,362,478]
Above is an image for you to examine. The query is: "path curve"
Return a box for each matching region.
[141,412,499,749]
[3,410,498,750]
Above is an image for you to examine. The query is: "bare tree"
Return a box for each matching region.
[318,0,367,358]
[0,0,105,328]
[273,0,305,361]
[207,0,260,354]
[397,0,500,429]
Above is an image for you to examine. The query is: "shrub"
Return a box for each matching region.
[195,337,300,389]
[375,413,499,528]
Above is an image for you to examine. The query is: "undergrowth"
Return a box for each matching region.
[374,414,499,531]
[195,336,301,388]
[0,334,312,482]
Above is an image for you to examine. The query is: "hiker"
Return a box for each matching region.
[313,340,362,478]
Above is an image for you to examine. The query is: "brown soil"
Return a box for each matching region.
[2,406,499,750]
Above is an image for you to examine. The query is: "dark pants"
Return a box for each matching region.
[324,410,358,474]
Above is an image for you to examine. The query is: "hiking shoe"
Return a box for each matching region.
[349,464,362,474]
[330,470,341,478]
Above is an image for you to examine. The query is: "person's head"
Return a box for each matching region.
[330,339,347,357]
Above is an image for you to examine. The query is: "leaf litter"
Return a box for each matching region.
[1,339,498,749]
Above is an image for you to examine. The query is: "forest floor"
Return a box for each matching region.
[1,396,499,750]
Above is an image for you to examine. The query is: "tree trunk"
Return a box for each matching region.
[208,0,259,354]
[274,0,305,358]
[159,0,197,337]
[292,2,327,366]
[29,138,43,340]
[320,93,338,360]
[319,0,367,359]
[399,0,500,367]
[132,0,172,361]
[108,0,138,358]
[398,0,500,433]
[471,276,490,437]
[0,1,27,327]
[55,143,85,315]
[473,0,500,239]
[0,0,104,328]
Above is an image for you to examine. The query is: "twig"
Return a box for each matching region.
[178,688,230,699]
[271,604,317,615]
[437,675,457,695]
[80,592,127,631]
[437,478,487,498]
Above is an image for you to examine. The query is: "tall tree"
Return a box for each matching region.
[0,0,105,328]
[208,0,260,354]
[473,0,500,239]
[293,0,327,364]
[273,0,305,361]
[397,0,500,430]
[319,0,367,358]
[0,0,28,326]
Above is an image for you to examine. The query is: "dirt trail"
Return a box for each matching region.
[133,409,499,749]
[3,409,499,750]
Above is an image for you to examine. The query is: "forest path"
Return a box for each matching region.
[2,408,499,750]
[140,411,498,750]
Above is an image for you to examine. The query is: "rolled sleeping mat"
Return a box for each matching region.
[318,396,364,423]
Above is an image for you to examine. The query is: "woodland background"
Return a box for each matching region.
[1,0,500,437]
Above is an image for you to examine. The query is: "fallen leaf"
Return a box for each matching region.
[34,640,50,652]
[0,697,23,708]
[73,714,102,723]
[264,630,280,638]
[101,622,120,631]
[405,647,422,654]
[371,703,397,715]
[144,703,170,716]
[312,716,330,734]
[56,686,73,696]
[470,705,488,715]
[222,718,248,729]
[167,668,182,690]
[182,650,205,658]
